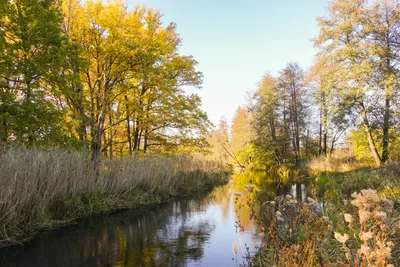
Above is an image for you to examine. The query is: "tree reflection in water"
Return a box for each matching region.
[0,186,262,267]
[0,172,308,267]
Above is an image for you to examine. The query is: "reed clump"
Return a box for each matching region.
[306,149,371,175]
[0,146,228,247]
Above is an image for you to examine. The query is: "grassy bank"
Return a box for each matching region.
[0,146,229,248]
[308,152,400,203]
[248,153,400,266]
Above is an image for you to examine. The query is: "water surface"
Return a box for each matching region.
[1,183,262,267]
[0,173,310,267]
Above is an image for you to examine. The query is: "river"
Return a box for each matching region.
[0,173,310,267]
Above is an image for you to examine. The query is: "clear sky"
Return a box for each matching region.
[128,0,328,126]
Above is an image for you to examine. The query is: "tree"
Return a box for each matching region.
[61,0,89,145]
[250,73,285,166]
[315,0,383,166]
[207,118,233,165]
[231,107,255,169]
[108,10,207,156]
[362,0,400,163]
[61,1,210,166]
[0,0,75,146]
[278,63,308,164]
[307,57,350,156]
[315,0,400,166]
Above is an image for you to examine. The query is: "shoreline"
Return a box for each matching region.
[0,183,226,249]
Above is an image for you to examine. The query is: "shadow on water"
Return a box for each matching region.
[0,172,312,267]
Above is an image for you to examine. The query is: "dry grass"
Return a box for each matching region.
[306,149,371,175]
[249,196,335,267]
[0,146,228,247]
[248,190,400,267]
[333,189,399,266]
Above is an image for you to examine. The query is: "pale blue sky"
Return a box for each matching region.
[128,0,328,125]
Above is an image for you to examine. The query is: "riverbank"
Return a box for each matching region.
[0,179,263,267]
[0,147,229,248]
[247,156,400,266]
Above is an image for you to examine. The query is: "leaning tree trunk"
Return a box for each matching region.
[360,102,382,167]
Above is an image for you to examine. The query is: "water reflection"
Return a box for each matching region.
[230,172,313,229]
[231,171,311,203]
[0,184,262,267]
[0,172,312,267]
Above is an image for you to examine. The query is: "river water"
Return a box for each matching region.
[0,173,310,267]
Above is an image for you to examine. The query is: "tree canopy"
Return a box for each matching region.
[0,0,211,165]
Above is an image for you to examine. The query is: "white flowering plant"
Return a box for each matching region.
[334,189,399,266]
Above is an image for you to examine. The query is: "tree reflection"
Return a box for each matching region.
[0,196,216,267]
[0,175,298,267]
[230,171,310,230]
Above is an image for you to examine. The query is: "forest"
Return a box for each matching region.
[0,0,211,164]
[211,0,400,170]
[1,0,400,266]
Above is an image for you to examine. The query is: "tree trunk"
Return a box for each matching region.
[381,34,393,164]
[91,64,107,170]
[330,140,335,155]
[270,109,281,164]
[318,102,323,156]
[323,130,328,156]
[270,109,277,141]
[0,104,7,143]
[305,129,309,159]
[133,99,144,152]
[323,92,328,156]
[103,130,107,159]
[143,102,151,153]
[124,95,132,155]
[133,124,140,151]
[137,129,143,151]
[360,102,382,167]
[108,106,113,160]
[381,96,390,164]
[143,129,148,153]
[282,98,288,162]
[291,82,300,163]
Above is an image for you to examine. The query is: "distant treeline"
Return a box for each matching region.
[209,0,400,169]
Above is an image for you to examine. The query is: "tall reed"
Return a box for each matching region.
[306,149,371,175]
[0,146,228,247]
